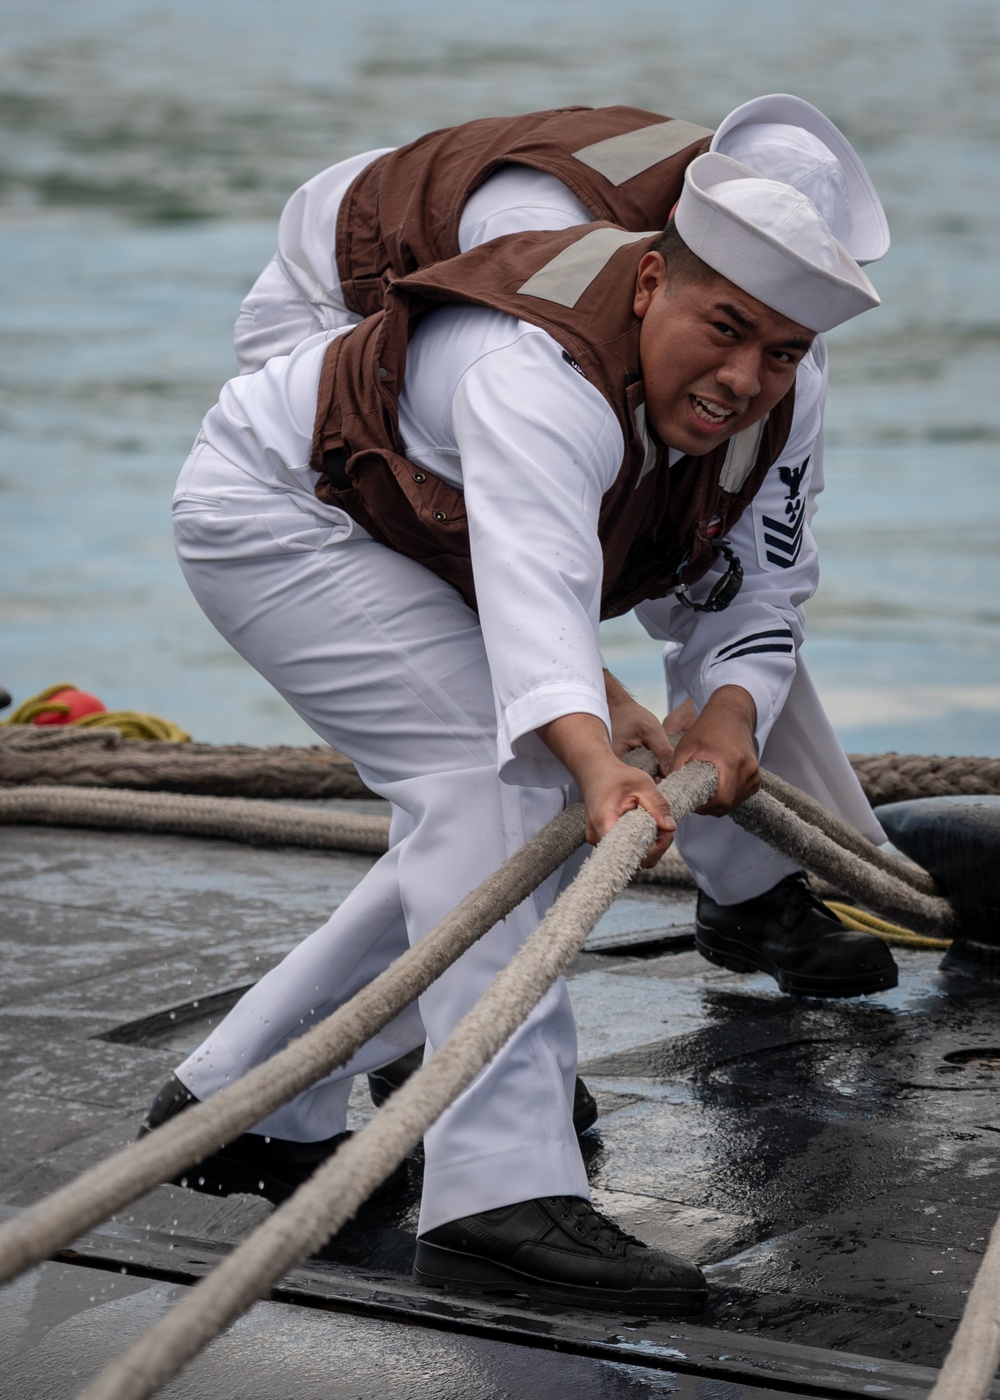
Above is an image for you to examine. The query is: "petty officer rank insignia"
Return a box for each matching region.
[755,456,810,569]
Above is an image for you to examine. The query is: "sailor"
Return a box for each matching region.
[232,97,896,1000]
[148,152,885,1313]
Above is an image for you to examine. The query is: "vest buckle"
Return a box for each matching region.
[675,541,743,613]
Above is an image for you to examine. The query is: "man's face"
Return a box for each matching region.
[634,252,814,457]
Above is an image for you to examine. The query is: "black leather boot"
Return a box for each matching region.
[368,1048,598,1136]
[414,1195,706,1314]
[695,870,898,996]
[139,1073,406,1204]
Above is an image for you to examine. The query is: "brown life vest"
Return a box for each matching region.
[335,105,714,317]
[311,222,795,619]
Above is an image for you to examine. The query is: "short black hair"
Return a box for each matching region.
[651,220,715,288]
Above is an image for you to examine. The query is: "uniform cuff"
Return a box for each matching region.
[696,663,794,755]
[498,683,610,788]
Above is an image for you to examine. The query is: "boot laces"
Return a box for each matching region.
[781,871,828,919]
[547,1196,645,1254]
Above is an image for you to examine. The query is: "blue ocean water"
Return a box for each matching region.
[1,0,998,754]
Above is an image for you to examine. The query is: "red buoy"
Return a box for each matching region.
[32,687,108,725]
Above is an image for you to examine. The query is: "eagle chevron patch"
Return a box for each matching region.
[761,512,806,565]
[753,455,811,570]
[760,511,804,568]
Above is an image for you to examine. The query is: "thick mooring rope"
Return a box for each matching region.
[0,728,370,799]
[0,774,949,935]
[4,725,999,805]
[760,770,938,896]
[0,748,654,1285]
[74,763,718,1400]
[0,785,390,856]
[848,751,1000,807]
[0,772,941,924]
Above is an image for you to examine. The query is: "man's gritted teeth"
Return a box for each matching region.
[690,394,738,427]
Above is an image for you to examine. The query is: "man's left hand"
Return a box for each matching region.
[667,684,760,815]
[603,669,674,774]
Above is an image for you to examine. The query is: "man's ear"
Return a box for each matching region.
[633,251,667,320]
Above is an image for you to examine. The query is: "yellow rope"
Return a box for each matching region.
[73,712,190,742]
[0,686,190,742]
[0,683,78,725]
[824,899,951,950]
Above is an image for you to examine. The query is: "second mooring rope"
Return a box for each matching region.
[760,769,937,895]
[732,789,952,937]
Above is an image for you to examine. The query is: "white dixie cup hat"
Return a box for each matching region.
[711,94,889,266]
[674,151,881,333]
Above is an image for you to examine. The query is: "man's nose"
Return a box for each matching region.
[716,349,761,400]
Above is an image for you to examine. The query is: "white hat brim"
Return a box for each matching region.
[675,152,881,333]
[711,94,889,265]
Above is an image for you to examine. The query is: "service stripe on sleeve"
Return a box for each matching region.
[712,641,796,663]
[714,626,794,660]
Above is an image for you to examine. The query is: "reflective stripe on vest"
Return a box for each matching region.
[572,119,715,186]
[517,227,657,308]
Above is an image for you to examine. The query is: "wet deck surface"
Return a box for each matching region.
[2,818,1000,1398]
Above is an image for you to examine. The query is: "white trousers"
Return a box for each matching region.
[171,442,587,1234]
[668,653,886,904]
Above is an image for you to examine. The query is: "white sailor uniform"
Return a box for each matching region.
[231,150,883,910]
[173,293,829,1231]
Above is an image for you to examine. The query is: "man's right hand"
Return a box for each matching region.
[537,711,675,867]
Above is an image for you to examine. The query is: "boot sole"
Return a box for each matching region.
[170,1149,408,1205]
[695,926,898,998]
[413,1240,707,1315]
[170,1153,291,1203]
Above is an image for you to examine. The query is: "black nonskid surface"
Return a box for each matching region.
[2,826,1000,1397]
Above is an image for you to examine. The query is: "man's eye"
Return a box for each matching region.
[712,322,737,337]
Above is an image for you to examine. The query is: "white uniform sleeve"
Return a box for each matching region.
[457,167,593,250]
[233,149,394,374]
[450,330,624,786]
[635,345,827,752]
